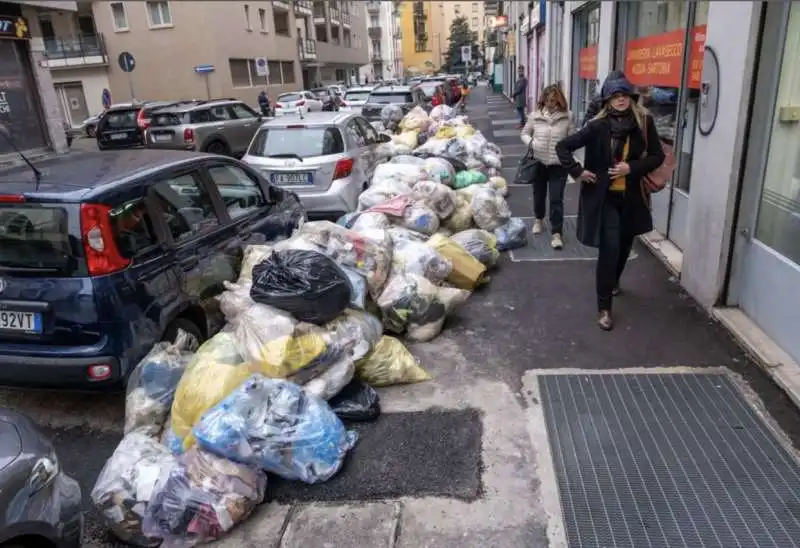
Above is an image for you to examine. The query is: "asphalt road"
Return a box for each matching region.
[2,84,799,547]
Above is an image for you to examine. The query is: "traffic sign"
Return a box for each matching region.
[118,51,135,73]
[461,45,472,63]
[101,88,112,109]
[194,64,215,74]
[255,57,269,77]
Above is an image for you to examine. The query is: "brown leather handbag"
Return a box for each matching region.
[641,126,676,193]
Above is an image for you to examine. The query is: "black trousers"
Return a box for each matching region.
[596,192,636,312]
[533,164,568,235]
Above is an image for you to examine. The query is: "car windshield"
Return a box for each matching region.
[417,85,438,98]
[0,205,75,275]
[368,92,413,104]
[102,109,138,129]
[248,126,345,159]
[311,89,331,99]
[344,91,371,102]
[277,93,303,103]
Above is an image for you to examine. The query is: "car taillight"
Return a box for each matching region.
[184,128,195,143]
[333,158,354,179]
[296,100,306,107]
[80,203,130,276]
[0,194,25,203]
[136,109,149,129]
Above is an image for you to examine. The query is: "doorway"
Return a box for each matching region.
[55,83,89,127]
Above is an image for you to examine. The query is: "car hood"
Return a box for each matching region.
[0,419,22,471]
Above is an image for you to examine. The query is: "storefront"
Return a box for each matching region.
[571,2,599,124]
[524,0,546,108]
[613,1,709,252]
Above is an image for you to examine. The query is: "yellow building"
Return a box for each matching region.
[398,0,447,75]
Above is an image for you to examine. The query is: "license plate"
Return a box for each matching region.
[0,311,41,333]
[110,133,128,140]
[152,134,171,142]
[271,172,313,185]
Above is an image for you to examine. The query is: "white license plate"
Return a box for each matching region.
[152,134,171,142]
[0,311,41,332]
[272,172,313,185]
[110,133,128,140]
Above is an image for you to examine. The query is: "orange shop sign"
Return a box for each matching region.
[624,25,707,89]
[578,45,597,79]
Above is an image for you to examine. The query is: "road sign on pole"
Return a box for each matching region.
[255,57,269,87]
[117,52,136,101]
[461,45,472,64]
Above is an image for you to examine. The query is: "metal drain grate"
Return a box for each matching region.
[510,217,638,262]
[539,373,800,548]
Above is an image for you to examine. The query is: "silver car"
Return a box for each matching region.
[0,409,83,548]
[242,111,391,217]
[340,86,376,113]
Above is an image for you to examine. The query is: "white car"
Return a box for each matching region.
[340,86,375,113]
[274,91,324,116]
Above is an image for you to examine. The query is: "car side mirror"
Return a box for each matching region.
[377,133,391,144]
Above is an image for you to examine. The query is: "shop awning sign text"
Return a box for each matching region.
[624,25,707,90]
[578,45,598,80]
[0,16,30,40]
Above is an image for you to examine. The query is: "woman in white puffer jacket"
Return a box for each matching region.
[520,85,575,249]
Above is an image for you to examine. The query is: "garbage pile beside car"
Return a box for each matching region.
[91,102,527,547]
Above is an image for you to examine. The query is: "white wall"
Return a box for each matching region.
[52,67,110,114]
[681,1,761,307]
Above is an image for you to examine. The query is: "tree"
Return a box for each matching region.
[443,16,480,73]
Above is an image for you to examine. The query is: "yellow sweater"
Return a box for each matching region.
[610,138,629,192]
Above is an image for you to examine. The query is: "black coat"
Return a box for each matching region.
[555,114,665,247]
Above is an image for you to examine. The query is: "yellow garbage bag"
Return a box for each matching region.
[185,331,244,371]
[443,193,474,233]
[427,233,488,290]
[453,125,476,138]
[392,130,419,149]
[435,126,456,140]
[355,336,431,387]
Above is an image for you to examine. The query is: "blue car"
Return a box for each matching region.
[0,149,304,390]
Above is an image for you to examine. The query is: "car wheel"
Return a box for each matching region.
[86,125,96,138]
[205,140,231,156]
[161,318,204,351]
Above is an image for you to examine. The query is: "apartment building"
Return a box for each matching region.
[362,0,401,83]
[398,0,447,76]
[31,0,368,127]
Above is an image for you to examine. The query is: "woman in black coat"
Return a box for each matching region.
[555,75,664,331]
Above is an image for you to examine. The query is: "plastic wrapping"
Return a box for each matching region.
[325,309,383,361]
[250,249,352,325]
[450,229,500,268]
[443,193,474,233]
[236,239,321,285]
[429,104,454,122]
[355,336,431,387]
[411,180,457,219]
[372,162,428,188]
[390,236,452,283]
[453,169,488,190]
[427,233,489,290]
[375,141,412,160]
[388,226,429,243]
[142,447,266,547]
[125,331,194,437]
[357,181,412,211]
[349,211,390,233]
[392,130,419,149]
[304,356,355,400]
[486,176,509,197]
[193,374,358,483]
[91,431,179,547]
[494,217,528,251]
[341,267,367,309]
[423,157,456,187]
[329,380,381,422]
[401,203,440,235]
[414,137,450,157]
[470,187,512,231]
[380,104,404,130]
[444,139,470,164]
[406,284,470,342]
[218,281,255,322]
[399,105,430,132]
[390,154,427,166]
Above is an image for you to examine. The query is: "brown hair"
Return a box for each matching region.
[537,84,568,112]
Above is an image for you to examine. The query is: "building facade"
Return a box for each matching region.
[398,0,446,76]
[546,0,800,365]
[30,0,367,125]
[362,0,401,83]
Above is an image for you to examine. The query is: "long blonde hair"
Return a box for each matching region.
[593,98,649,130]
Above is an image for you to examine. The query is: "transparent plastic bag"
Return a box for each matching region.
[325,308,383,361]
[486,176,508,197]
[392,130,419,149]
[304,356,355,400]
[357,180,412,211]
[401,203,440,235]
[389,154,427,166]
[429,104,454,122]
[427,233,488,290]
[380,104,404,128]
[443,193,474,233]
[237,245,273,284]
[444,138,470,163]
[471,187,512,231]
[413,137,449,157]
[217,281,255,323]
[450,229,500,268]
[423,157,456,187]
[399,105,430,132]
[341,267,367,309]
[355,336,431,387]
[349,211,390,233]
[494,217,528,251]
[406,284,470,342]
[390,237,452,284]
[387,226,429,243]
[91,431,179,547]
[193,374,358,483]
[412,180,457,219]
[142,447,266,547]
[329,380,381,422]
[372,162,427,188]
[375,141,412,160]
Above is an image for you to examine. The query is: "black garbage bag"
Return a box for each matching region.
[329,379,381,422]
[250,249,352,325]
[442,156,468,173]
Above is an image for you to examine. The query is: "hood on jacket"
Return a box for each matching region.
[601,75,639,103]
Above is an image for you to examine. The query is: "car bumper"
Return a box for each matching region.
[275,108,304,116]
[290,177,361,216]
[0,352,123,390]
[147,141,196,151]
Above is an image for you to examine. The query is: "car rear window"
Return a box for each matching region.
[101,109,138,129]
[368,92,413,104]
[110,199,157,257]
[277,93,303,103]
[418,86,438,97]
[247,127,345,159]
[344,91,371,102]
[0,205,77,276]
[150,112,184,127]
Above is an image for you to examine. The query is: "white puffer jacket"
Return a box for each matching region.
[520,109,575,166]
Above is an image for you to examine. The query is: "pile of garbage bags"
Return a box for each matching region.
[92,101,526,547]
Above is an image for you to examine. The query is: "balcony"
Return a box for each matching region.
[41,34,108,69]
[330,7,340,24]
[367,1,380,13]
[293,0,312,15]
[313,3,326,23]
[341,12,350,27]
[298,38,317,62]
[371,51,383,63]
[272,0,291,11]
[484,0,499,16]
[368,26,381,39]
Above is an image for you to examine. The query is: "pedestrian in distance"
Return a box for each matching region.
[512,65,528,128]
[430,86,445,107]
[583,69,626,126]
[555,74,665,331]
[520,84,575,250]
[257,90,270,117]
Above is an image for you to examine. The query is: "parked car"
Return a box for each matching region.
[146,99,264,157]
[0,408,83,547]
[328,84,346,97]
[310,88,341,112]
[415,82,446,110]
[274,91,325,117]
[95,101,177,151]
[79,112,102,137]
[360,85,429,123]
[0,149,304,389]
[242,111,390,218]
[422,76,454,105]
[340,86,375,113]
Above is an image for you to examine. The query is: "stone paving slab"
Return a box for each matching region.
[280,502,402,548]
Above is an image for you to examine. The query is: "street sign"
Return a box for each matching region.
[101,88,112,109]
[255,57,269,77]
[461,45,472,63]
[118,51,135,73]
[194,64,215,74]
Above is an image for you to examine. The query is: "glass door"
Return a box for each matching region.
[730,1,800,363]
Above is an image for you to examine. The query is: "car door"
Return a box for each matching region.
[354,116,381,182]
[228,103,261,156]
[306,92,321,111]
[344,118,370,187]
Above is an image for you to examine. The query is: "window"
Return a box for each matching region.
[151,174,219,243]
[345,119,366,147]
[472,2,478,12]
[229,58,255,87]
[472,16,478,28]
[274,10,290,36]
[244,4,251,30]
[267,60,281,82]
[454,4,461,15]
[146,0,172,27]
[110,2,128,31]
[207,165,266,220]
[280,61,296,84]
[230,103,258,119]
[247,127,345,159]
[370,16,379,27]
[355,117,378,144]
[110,198,157,257]
[258,8,266,32]
[0,206,76,276]
[209,105,233,121]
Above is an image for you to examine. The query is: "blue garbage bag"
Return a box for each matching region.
[193,374,358,484]
[494,218,528,251]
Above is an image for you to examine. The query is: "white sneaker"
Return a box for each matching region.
[532,219,544,234]
[551,233,563,249]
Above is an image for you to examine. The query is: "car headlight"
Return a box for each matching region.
[28,451,59,493]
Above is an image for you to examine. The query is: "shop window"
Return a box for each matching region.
[572,3,600,125]
[0,41,46,152]
[146,0,172,28]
